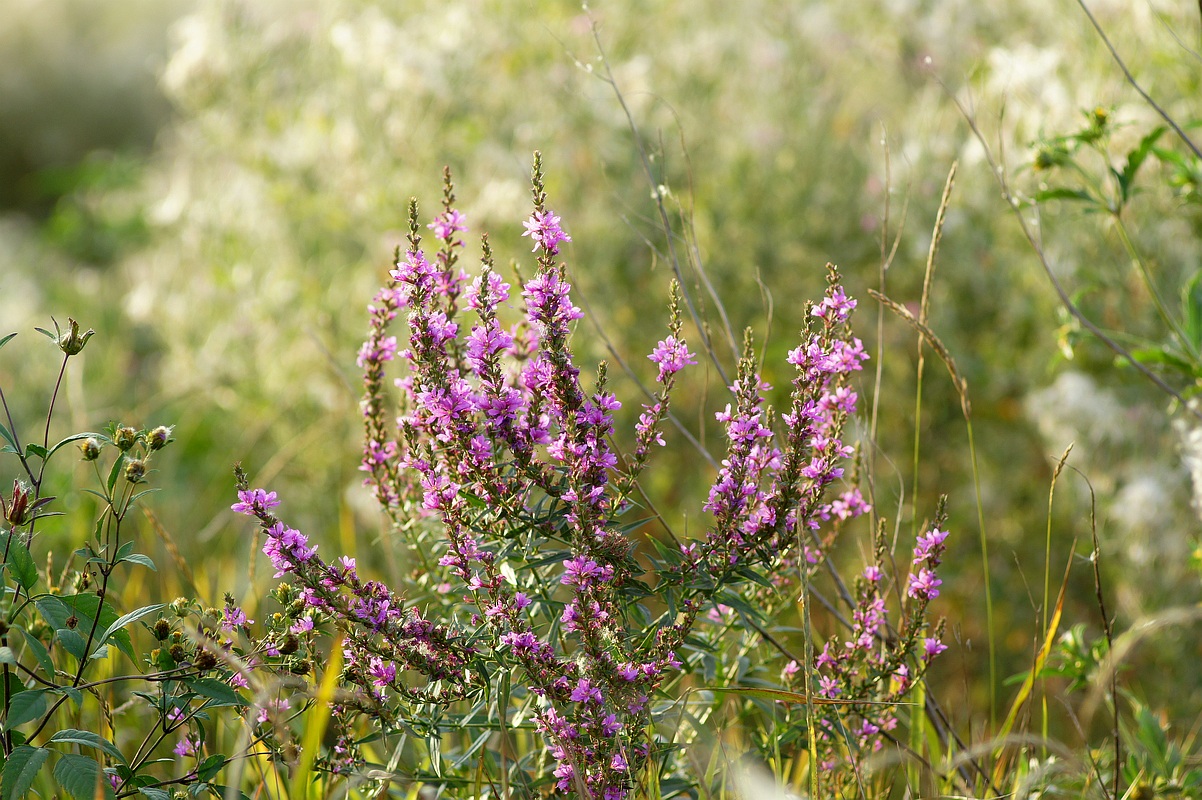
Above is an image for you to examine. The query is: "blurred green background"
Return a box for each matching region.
[3,0,1201,746]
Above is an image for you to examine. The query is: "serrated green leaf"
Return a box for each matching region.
[35,594,132,662]
[48,729,127,766]
[4,689,48,730]
[56,629,88,660]
[51,686,83,708]
[1,534,38,592]
[97,604,165,649]
[1,745,49,800]
[184,678,244,708]
[53,752,116,800]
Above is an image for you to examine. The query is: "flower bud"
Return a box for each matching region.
[148,426,173,451]
[168,644,186,662]
[2,480,30,527]
[79,437,102,461]
[124,458,146,483]
[153,618,171,641]
[280,634,299,655]
[56,317,95,356]
[195,650,218,671]
[114,426,138,452]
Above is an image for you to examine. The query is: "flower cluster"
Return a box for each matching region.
[233,159,939,799]
[797,505,950,784]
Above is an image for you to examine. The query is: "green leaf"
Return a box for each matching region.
[53,752,116,800]
[138,789,172,800]
[196,753,226,782]
[32,327,56,341]
[184,678,244,708]
[209,787,252,800]
[22,444,48,461]
[50,686,83,708]
[128,488,160,505]
[1032,187,1095,204]
[97,604,165,648]
[35,594,132,662]
[0,648,14,666]
[0,333,16,351]
[1,746,49,800]
[1,534,39,592]
[1184,271,1202,353]
[0,424,18,454]
[46,432,104,461]
[118,553,157,571]
[18,630,54,678]
[48,729,127,766]
[106,456,123,496]
[3,689,48,730]
[56,629,88,660]
[1119,125,1167,203]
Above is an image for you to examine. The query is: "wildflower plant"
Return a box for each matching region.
[0,323,345,798]
[232,156,951,797]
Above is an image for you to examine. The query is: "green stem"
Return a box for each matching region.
[1111,216,1196,361]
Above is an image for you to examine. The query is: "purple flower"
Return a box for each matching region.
[561,556,610,587]
[231,488,280,515]
[290,616,315,634]
[220,603,253,632]
[500,631,538,651]
[522,209,572,255]
[428,209,467,241]
[553,761,575,791]
[368,657,397,688]
[923,637,948,660]
[648,335,697,380]
[907,568,942,600]
[256,697,290,724]
[173,735,199,758]
[569,678,603,704]
[812,286,857,322]
[913,527,949,566]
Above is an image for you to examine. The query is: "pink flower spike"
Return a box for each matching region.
[522,209,572,254]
